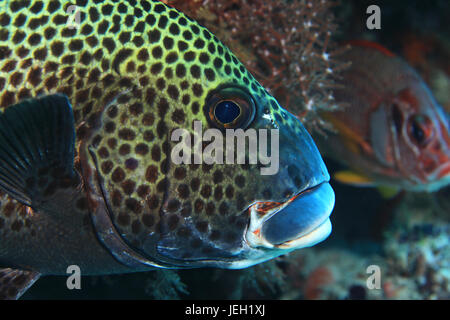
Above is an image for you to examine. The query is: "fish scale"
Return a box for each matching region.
[0,0,334,299]
[0,0,268,262]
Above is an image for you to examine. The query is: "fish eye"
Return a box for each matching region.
[408,114,434,147]
[214,101,241,124]
[205,86,256,129]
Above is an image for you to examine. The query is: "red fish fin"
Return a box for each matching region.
[334,170,400,197]
[0,268,40,300]
[333,170,375,187]
[346,40,396,57]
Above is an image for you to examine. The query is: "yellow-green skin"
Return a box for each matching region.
[0,0,329,279]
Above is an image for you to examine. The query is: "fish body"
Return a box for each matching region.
[0,0,334,298]
[316,41,450,192]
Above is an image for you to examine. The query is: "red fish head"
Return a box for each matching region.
[378,85,450,191]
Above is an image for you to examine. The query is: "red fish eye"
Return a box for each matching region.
[408,115,434,147]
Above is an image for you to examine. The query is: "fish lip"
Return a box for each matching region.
[245,181,335,249]
[415,162,450,192]
[167,182,334,269]
[435,162,450,180]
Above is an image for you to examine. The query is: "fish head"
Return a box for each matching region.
[374,84,450,191]
[85,2,334,269]
[153,87,334,269]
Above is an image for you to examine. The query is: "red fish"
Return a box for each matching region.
[315,40,450,192]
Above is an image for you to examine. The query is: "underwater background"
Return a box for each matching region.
[21,0,449,300]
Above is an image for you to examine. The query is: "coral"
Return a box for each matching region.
[272,190,450,300]
[383,193,450,299]
[210,259,287,299]
[164,0,348,131]
[162,0,205,16]
[303,266,334,299]
[144,270,189,300]
[244,260,287,297]
[280,249,387,300]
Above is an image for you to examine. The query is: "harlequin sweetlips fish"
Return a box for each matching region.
[315,40,450,192]
[0,0,335,299]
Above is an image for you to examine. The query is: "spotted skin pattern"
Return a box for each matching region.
[0,0,326,284]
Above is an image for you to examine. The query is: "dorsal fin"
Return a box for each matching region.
[0,94,76,208]
[346,40,396,57]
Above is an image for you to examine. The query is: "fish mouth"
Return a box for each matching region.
[418,162,450,192]
[436,162,450,180]
[245,182,335,249]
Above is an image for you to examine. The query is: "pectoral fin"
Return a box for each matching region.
[0,268,40,300]
[334,171,400,198]
[0,94,78,210]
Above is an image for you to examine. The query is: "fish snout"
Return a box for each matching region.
[416,132,450,191]
[276,113,331,192]
[426,160,450,191]
[436,162,450,180]
[247,111,334,249]
[246,182,335,250]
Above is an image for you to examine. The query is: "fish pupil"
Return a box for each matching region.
[409,115,432,146]
[215,100,240,124]
[411,122,425,143]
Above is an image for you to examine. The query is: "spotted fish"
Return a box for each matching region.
[0,0,334,299]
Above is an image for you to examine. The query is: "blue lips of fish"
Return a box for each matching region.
[236,145,335,268]
[240,182,334,268]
